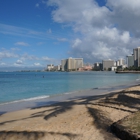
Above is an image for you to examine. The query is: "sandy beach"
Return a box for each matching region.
[0,85,140,140]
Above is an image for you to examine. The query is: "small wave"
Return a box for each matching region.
[64,92,71,94]
[0,95,50,105]
[23,95,50,101]
[136,79,140,81]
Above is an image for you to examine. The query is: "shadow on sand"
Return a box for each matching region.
[0,88,140,139]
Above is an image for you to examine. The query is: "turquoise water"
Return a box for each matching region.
[0,71,140,104]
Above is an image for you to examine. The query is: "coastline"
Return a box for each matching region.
[1,71,140,107]
[0,80,139,114]
[0,84,140,140]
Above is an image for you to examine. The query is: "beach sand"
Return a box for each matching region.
[0,85,140,140]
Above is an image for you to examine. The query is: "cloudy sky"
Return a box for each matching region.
[0,0,140,70]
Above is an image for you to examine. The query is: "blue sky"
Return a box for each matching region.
[0,0,140,70]
[0,0,73,70]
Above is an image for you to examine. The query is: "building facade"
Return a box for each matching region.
[116,59,125,67]
[102,60,115,71]
[47,64,54,71]
[61,58,83,71]
[78,65,93,71]
[126,55,134,68]
[61,59,67,71]
[53,65,61,71]
[94,62,103,70]
[133,47,140,67]
[119,58,125,66]
[111,66,117,71]
[74,58,83,69]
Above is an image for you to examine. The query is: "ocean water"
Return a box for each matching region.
[0,71,140,106]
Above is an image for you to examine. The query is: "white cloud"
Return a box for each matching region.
[28,30,42,35]
[0,51,19,59]
[35,3,39,7]
[11,48,20,51]
[47,29,52,34]
[72,38,82,48]
[57,38,68,42]
[34,63,42,66]
[20,53,39,61]
[42,56,52,61]
[15,60,23,65]
[107,0,140,36]
[41,56,60,65]
[121,31,130,44]
[0,48,58,69]
[0,24,67,41]
[46,0,140,62]
[0,62,6,66]
[15,42,30,46]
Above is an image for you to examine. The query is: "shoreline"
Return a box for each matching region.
[0,84,140,139]
[1,71,140,114]
[0,80,139,114]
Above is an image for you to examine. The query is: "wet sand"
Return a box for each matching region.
[0,85,140,140]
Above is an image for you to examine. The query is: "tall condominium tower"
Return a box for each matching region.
[133,47,140,67]
[61,59,68,71]
[116,58,125,67]
[61,58,83,71]
[126,55,134,68]
[102,59,115,71]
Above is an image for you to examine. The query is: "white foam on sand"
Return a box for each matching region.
[0,95,50,106]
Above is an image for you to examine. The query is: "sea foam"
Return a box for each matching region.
[0,95,50,105]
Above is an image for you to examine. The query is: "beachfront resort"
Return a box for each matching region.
[1,0,140,139]
[46,47,140,72]
[0,47,140,139]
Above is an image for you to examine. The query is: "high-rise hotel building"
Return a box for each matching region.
[126,55,134,68]
[133,47,140,67]
[61,58,83,71]
[102,59,115,71]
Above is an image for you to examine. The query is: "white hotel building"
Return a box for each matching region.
[61,57,83,71]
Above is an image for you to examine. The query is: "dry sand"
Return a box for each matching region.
[0,85,140,140]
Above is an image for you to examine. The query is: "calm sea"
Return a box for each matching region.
[0,71,140,105]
